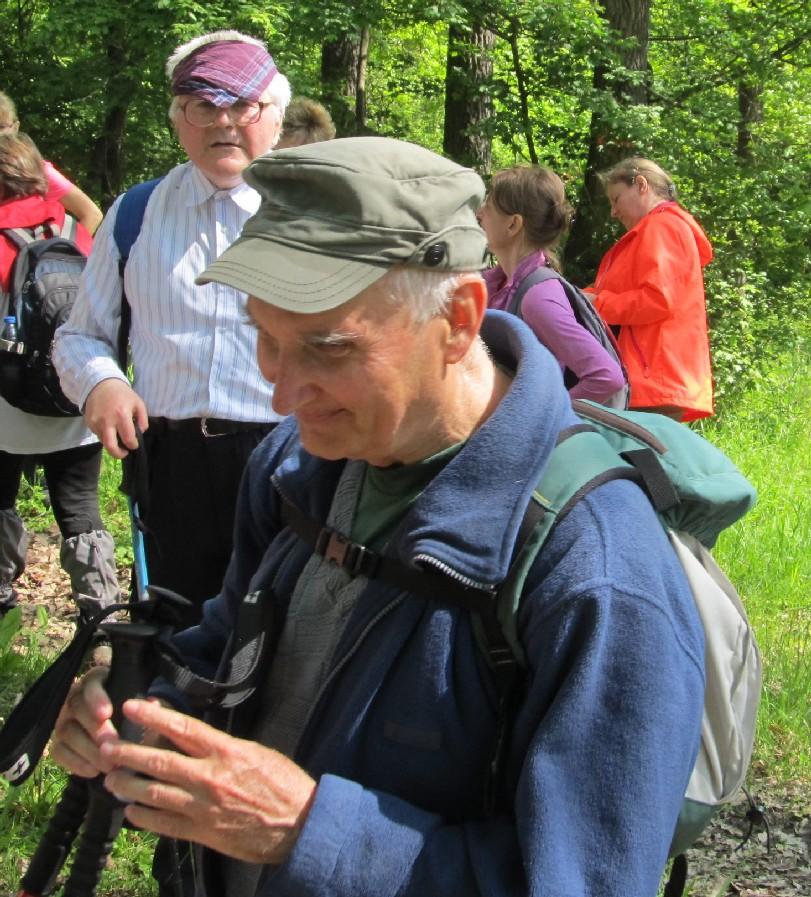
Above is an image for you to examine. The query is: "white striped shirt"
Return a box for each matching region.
[53,161,282,422]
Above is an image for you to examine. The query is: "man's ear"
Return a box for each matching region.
[444,275,487,364]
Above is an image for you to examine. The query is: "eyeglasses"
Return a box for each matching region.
[180,99,269,128]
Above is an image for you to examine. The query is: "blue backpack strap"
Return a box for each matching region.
[113,177,163,268]
[113,177,162,371]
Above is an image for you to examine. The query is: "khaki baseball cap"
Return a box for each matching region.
[197,136,487,313]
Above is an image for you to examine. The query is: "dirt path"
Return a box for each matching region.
[10,532,811,896]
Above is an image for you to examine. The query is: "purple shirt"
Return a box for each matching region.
[484,250,626,403]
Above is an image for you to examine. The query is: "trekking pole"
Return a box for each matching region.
[16,777,89,897]
[128,496,149,602]
[15,590,190,897]
[121,425,150,601]
[58,619,161,897]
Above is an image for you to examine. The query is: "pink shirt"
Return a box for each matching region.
[484,250,625,404]
[43,161,74,202]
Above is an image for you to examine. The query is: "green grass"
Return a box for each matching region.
[696,332,811,780]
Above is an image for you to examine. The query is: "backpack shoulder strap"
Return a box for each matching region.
[113,176,163,371]
[492,421,647,666]
[113,177,163,266]
[507,266,561,318]
[1,226,37,251]
[57,213,81,242]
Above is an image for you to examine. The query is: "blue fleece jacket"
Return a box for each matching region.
[171,311,704,897]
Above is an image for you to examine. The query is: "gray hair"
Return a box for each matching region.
[382,267,468,324]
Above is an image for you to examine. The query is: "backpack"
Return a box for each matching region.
[490,400,761,895]
[0,216,85,416]
[509,267,629,409]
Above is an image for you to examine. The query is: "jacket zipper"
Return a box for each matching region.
[413,554,498,593]
[628,327,650,377]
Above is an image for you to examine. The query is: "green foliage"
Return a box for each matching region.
[1,0,808,397]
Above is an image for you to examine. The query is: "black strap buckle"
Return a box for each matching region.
[316,528,378,578]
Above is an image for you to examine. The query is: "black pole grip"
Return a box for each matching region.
[61,621,162,897]
[101,621,163,741]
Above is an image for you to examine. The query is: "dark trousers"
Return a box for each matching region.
[139,423,273,630]
[0,442,105,538]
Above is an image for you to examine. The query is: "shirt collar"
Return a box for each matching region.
[184,161,258,212]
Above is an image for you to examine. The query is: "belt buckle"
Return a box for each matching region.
[200,416,225,438]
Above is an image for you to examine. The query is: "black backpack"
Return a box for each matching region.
[508,266,629,409]
[0,216,85,416]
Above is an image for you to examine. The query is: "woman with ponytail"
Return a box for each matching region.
[586,157,714,421]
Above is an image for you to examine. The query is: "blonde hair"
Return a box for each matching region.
[600,157,677,201]
[0,91,18,129]
[0,132,47,200]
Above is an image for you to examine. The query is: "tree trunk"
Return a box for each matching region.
[321,32,364,136]
[736,81,763,163]
[443,23,495,174]
[87,29,135,208]
[565,0,651,282]
[355,26,371,132]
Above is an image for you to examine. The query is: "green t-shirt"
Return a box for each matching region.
[352,442,464,551]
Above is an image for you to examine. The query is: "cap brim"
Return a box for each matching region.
[196,236,389,313]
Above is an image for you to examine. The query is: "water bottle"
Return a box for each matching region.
[1,314,24,354]
[1,315,17,341]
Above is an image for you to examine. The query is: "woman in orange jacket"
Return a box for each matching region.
[586,157,714,421]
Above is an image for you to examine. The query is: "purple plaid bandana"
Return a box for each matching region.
[171,40,277,106]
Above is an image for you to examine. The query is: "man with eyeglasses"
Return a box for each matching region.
[54,31,292,628]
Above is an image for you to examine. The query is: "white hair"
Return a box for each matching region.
[382,267,467,324]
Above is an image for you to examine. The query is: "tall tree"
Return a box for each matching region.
[443,21,495,173]
[322,30,370,135]
[565,0,652,281]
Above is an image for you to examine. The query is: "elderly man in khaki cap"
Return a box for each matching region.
[51,137,704,897]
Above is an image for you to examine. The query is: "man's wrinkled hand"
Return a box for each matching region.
[101,699,317,865]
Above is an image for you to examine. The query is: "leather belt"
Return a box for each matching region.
[147,417,275,438]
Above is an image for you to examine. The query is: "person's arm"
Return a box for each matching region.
[59,184,103,235]
[52,197,146,456]
[520,278,626,403]
[592,217,695,326]
[43,161,103,234]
